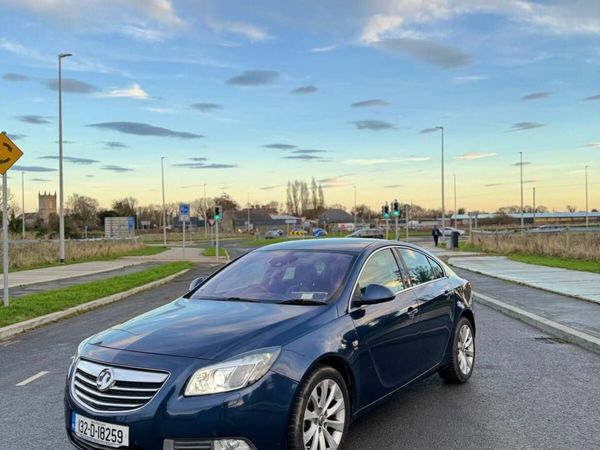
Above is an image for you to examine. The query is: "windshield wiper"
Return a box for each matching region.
[199,296,259,303]
[279,299,328,305]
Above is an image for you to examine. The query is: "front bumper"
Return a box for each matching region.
[64,346,298,450]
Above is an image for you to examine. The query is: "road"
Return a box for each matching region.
[0,262,598,449]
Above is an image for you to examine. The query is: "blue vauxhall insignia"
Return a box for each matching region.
[65,239,475,450]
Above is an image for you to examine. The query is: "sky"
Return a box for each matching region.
[0,0,598,214]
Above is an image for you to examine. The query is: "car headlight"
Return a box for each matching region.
[184,347,281,396]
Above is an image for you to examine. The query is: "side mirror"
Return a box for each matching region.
[354,284,396,307]
[188,277,205,291]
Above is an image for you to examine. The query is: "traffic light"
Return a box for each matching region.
[392,199,400,217]
[383,203,390,219]
[214,205,222,222]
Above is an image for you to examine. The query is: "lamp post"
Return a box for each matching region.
[58,52,72,262]
[247,192,251,234]
[519,151,524,229]
[353,184,357,231]
[532,187,536,224]
[203,183,207,240]
[161,156,167,246]
[435,126,445,235]
[585,165,589,228]
[453,174,457,229]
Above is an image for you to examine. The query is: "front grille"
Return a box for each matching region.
[172,440,213,450]
[71,359,169,413]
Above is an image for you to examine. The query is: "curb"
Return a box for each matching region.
[0,268,190,342]
[474,291,600,355]
[450,260,599,305]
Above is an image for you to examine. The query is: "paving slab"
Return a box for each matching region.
[449,256,600,304]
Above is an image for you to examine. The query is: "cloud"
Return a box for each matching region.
[44,78,97,93]
[120,25,166,42]
[582,142,600,149]
[510,122,545,132]
[39,155,99,165]
[353,120,394,130]
[189,157,208,162]
[311,45,337,53]
[293,149,327,154]
[350,99,389,108]
[283,155,325,160]
[206,17,271,42]
[291,85,318,94]
[104,141,128,149]
[102,83,149,99]
[7,133,26,140]
[12,165,56,172]
[583,94,600,101]
[227,70,278,86]
[485,183,502,187]
[259,185,285,190]
[102,165,134,173]
[512,161,531,166]
[384,184,404,188]
[372,38,472,69]
[521,92,550,101]
[454,75,487,82]
[455,152,497,160]
[344,159,390,166]
[191,103,222,112]
[405,156,431,161]
[30,178,50,182]
[16,115,50,124]
[173,162,236,169]
[264,143,296,150]
[3,72,29,81]
[89,122,204,139]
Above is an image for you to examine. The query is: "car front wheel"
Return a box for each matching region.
[439,317,475,383]
[288,366,350,450]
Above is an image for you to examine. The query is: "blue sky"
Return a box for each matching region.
[0,0,598,213]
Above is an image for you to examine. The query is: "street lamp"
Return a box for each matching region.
[58,52,72,262]
[353,184,357,230]
[453,173,457,229]
[585,165,589,228]
[21,171,25,239]
[161,156,167,246]
[519,152,524,229]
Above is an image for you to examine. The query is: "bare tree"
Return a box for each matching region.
[112,197,138,216]
[310,178,318,210]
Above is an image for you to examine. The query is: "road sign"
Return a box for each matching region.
[0,133,24,175]
[179,203,190,222]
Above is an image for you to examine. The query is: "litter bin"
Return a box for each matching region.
[451,231,460,249]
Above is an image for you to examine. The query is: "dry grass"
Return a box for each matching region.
[470,232,600,261]
[2,239,144,270]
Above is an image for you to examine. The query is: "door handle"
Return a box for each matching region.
[407,306,419,318]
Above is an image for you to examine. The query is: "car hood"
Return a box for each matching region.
[90,297,337,361]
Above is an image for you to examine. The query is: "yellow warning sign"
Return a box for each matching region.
[0,133,24,175]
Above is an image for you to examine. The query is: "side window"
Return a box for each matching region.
[356,249,405,296]
[398,248,433,285]
[428,258,445,279]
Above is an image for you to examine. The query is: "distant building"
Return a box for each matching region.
[38,192,57,223]
[318,208,354,224]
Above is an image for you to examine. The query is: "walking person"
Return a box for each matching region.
[432,225,441,247]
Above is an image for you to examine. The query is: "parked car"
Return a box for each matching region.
[528,225,567,233]
[346,227,385,239]
[312,228,328,237]
[65,239,475,450]
[265,228,283,239]
[439,226,465,237]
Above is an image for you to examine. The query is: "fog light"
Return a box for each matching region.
[214,439,252,450]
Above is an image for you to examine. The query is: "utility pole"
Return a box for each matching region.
[519,151,524,229]
[585,165,589,228]
[2,169,8,306]
[58,52,72,262]
[161,156,167,246]
[532,187,536,224]
[436,126,445,239]
[203,183,207,240]
[21,171,25,239]
[353,184,357,231]
[405,204,409,241]
[247,192,251,234]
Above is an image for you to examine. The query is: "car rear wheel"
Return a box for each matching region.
[288,366,350,450]
[438,317,475,383]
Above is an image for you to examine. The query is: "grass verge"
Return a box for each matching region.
[202,247,228,257]
[9,246,168,273]
[508,254,600,274]
[0,261,192,328]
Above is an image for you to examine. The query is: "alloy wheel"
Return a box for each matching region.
[457,324,474,375]
[303,378,345,450]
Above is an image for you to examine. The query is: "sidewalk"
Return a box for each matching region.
[123,247,227,263]
[448,255,600,304]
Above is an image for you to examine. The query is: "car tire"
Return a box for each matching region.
[287,365,350,450]
[438,317,475,383]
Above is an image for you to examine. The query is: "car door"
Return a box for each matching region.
[396,248,454,373]
[350,248,422,393]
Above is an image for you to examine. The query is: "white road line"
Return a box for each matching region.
[16,371,49,387]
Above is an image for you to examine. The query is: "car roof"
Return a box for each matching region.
[255,238,419,255]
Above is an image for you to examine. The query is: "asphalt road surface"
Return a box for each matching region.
[0,263,598,450]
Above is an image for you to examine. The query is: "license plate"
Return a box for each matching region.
[71,412,129,448]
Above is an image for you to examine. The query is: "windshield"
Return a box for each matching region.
[192,250,355,303]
